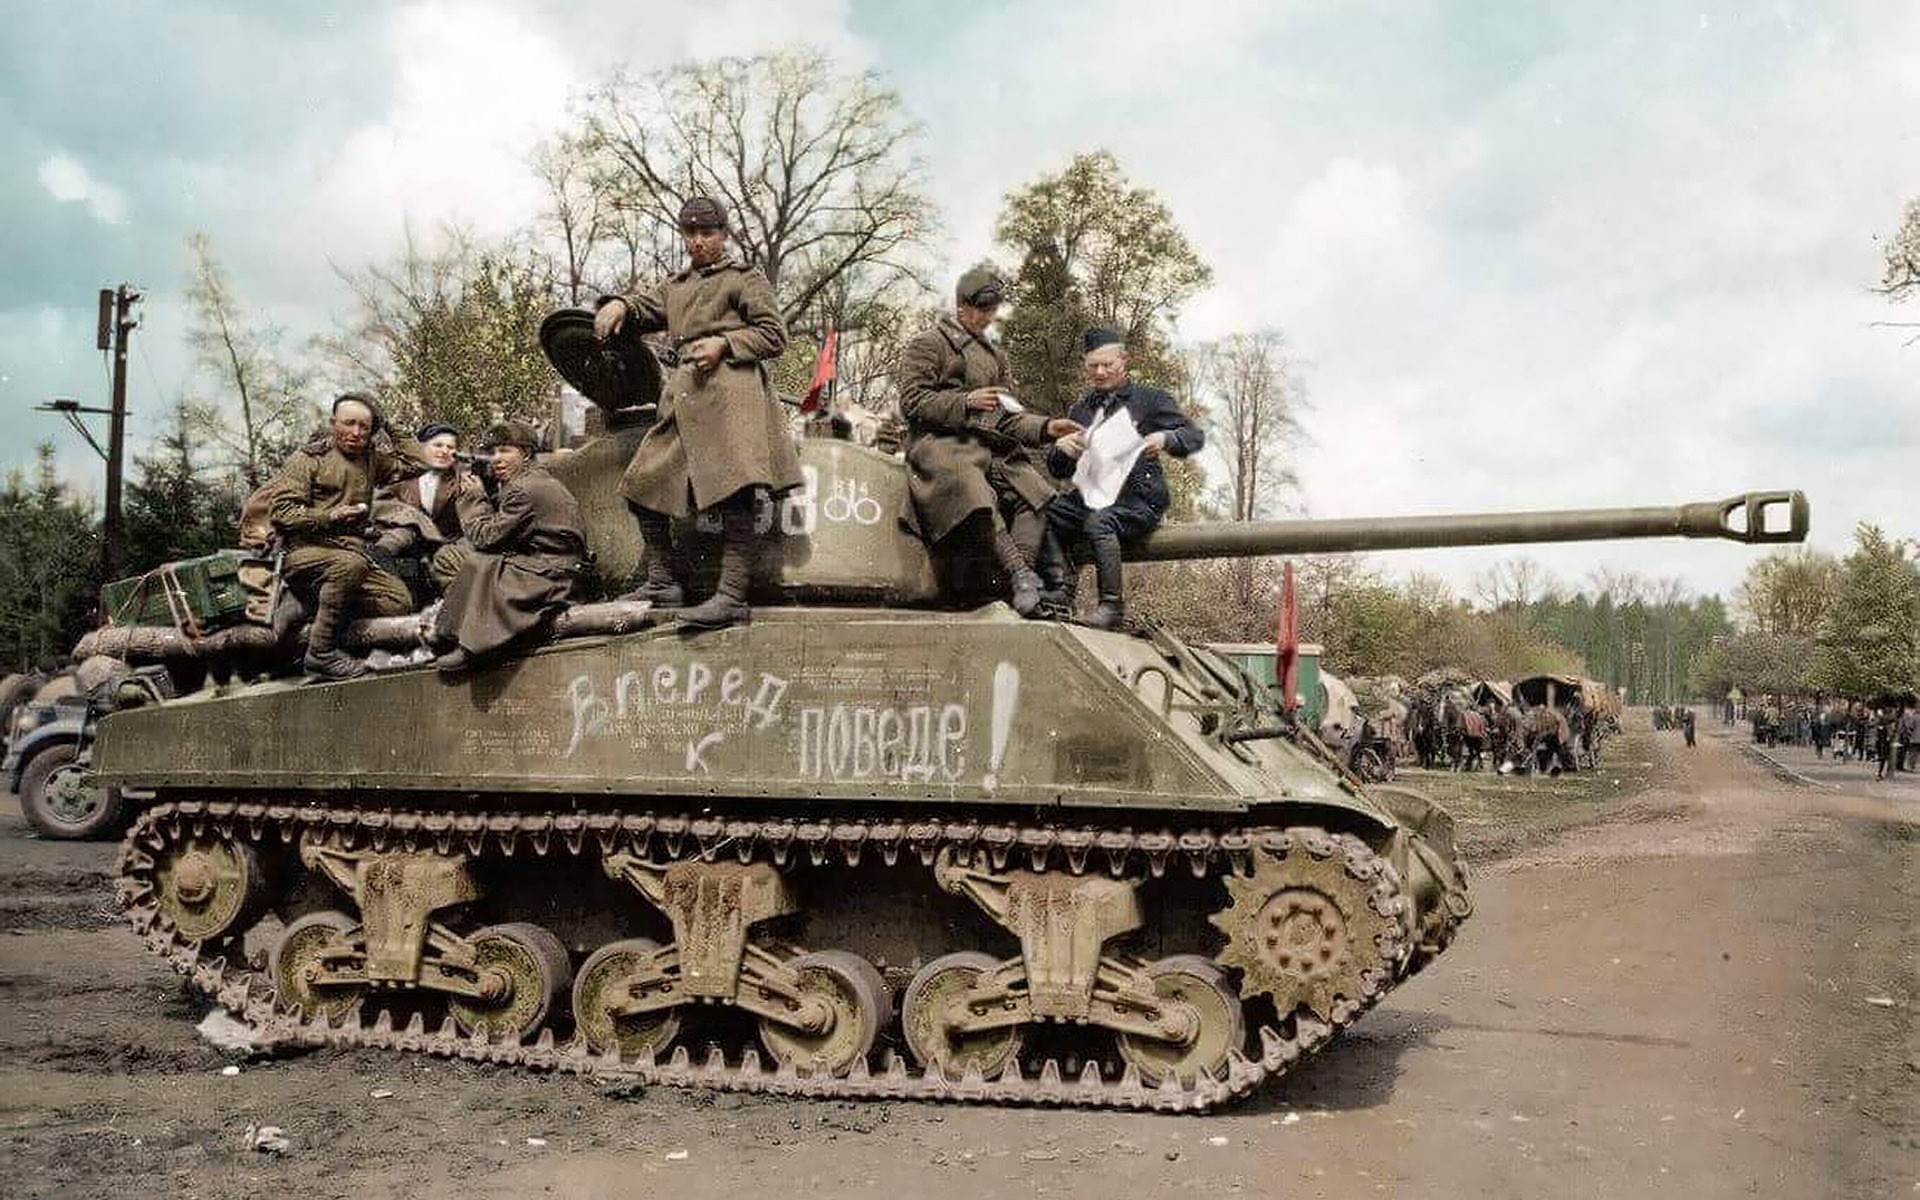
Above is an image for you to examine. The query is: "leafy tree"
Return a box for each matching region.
[1811,523,1920,696]
[183,233,317,488]
[0,446,102,669]
[993,152,1212,415]
[1736,547,1840,636]
[324,228,558,437]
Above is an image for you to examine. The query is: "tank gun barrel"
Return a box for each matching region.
[1129,490,1809,562]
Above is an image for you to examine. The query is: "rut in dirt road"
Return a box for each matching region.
[0,723,1912,1200]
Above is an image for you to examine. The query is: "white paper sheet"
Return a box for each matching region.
[1072,408,1146,510]
[994,392,1025,414]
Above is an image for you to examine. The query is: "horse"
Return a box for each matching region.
[1407,697,1441,770]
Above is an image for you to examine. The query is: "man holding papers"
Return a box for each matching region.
[1037,328,1205,629]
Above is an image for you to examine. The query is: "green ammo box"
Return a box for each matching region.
[101,550,274,634]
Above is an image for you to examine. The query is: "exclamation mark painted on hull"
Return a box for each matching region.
[982,660,1020,790]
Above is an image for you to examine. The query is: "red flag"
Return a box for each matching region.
[802,326,837,415]
[1276,560,1300,711]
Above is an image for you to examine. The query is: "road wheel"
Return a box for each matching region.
[1114,955,1246,1087]
[19,743,125,841]
[571,937,681,1061]
[269,910,366,1021]
[448,922,573,1043]
[901,951,1024,1080]
[758,949,889,1077]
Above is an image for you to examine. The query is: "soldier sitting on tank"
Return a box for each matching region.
[430,423,588,675]
[892,267,1081,615]
[591,196,801,631]
[267,394,430,681]
[367,421,476,604]
[1034,328,1205,630]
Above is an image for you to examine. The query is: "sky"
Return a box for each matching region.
[3,0,1916,600]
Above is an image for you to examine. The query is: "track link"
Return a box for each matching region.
[118,799,1455,1112]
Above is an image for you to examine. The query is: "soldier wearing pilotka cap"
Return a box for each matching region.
[892,266,1081,615]
[592,195,803,630]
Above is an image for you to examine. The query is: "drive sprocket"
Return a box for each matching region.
[1209,828,1412,1022]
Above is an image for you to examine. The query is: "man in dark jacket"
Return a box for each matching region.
[432,423,588,674]
[892,267,1079,614]
[592,196,801,631]
[1036,329,1204,629]
[268,394,427,680]
[371,422,474,600]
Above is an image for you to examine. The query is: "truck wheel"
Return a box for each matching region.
[19,743,126,840]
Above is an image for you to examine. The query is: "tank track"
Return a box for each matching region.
[117,799,1448,1113]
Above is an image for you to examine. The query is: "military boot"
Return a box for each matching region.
[302,593,368,681]
[679,504,755,631]
[993,526,1044,617]
[616,508,685,607]
[1078,535,1127,631]
[1032,530,1076,616]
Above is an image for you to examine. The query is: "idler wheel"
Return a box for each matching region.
[757,949,889,1077]
[449,922,573,1043]
[1113,955,1245,1087]
[270,910,366,1021]
[153,836,270,943]
[571,937,681,1061]
[901,951,1024,1080]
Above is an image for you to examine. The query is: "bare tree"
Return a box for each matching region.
[570,50,939,333]
[1191,330,1304,522]
[1872,198,1920,344]
[1472,555,1557,610]
[182,233,316,488]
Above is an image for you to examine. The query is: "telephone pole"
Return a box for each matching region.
[97,285,137,580]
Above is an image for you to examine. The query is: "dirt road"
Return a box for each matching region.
[1,723,1912,1198]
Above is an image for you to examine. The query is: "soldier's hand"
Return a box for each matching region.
[329,504,368,526]
[455,472,486,499]
[1140,431,1168,458]
[1045,418,1082,439]
[593,298,629,341]
[965,388,1003,411]
[1056,431,1088,459]
[686,336,728,373]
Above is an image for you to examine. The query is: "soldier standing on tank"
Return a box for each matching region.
[432,423,588,674]
[1035,328,1205,630]
[592,196,802,630]
[268,394,426,681]
[892,268,1081,615]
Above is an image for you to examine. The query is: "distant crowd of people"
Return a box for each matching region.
[1720,698,1919,781]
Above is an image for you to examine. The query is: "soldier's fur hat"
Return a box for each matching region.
[677,196,729,231]
[956,267,1006,307]
[481,421,541,453]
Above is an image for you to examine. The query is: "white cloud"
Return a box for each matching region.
[36,153,128,225]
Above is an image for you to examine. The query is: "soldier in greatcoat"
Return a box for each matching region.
[431,423,588,674]
[893,268,1080,614]
[591,196,802,630]
[267,394,427,680]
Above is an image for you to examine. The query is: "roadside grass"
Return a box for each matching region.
[1395,722,1667,859]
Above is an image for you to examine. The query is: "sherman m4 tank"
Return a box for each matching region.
[90,323,1809,1111]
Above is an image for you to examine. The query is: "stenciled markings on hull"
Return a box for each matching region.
[560,657,1023,788]
[692,463,884,538]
